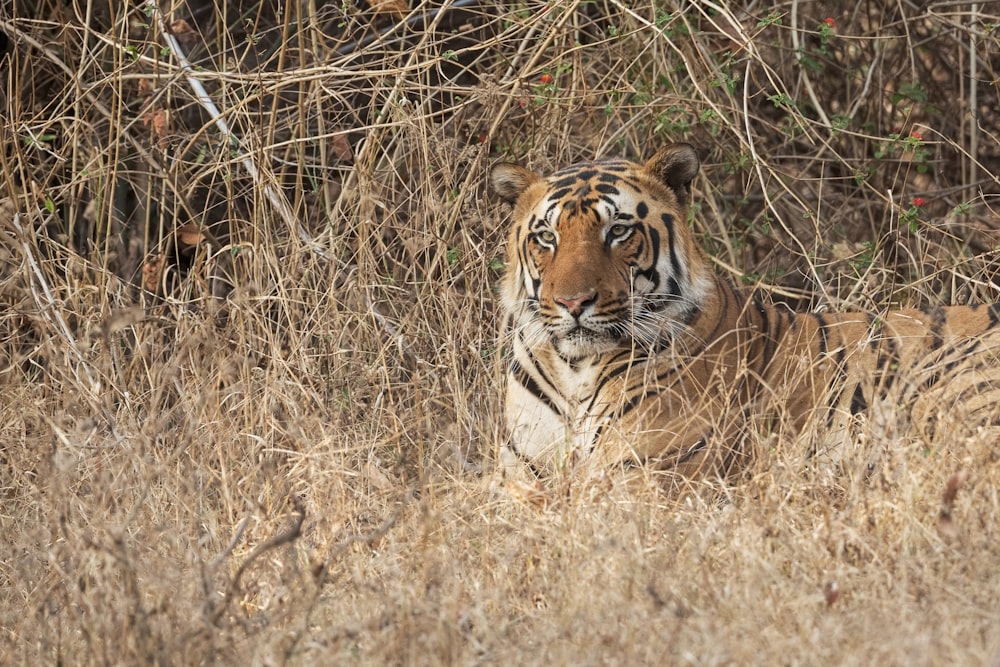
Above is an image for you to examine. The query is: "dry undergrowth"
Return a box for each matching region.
[2,0,1000,664]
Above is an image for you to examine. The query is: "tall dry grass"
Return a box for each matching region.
[2,0,999,663]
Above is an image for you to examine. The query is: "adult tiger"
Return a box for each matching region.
[490,143,1000,481]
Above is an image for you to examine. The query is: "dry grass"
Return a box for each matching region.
[2,0,1000,664]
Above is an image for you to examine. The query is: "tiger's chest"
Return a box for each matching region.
[504,354,609,468]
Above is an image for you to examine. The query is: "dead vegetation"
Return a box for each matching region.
[2,0,1000,664]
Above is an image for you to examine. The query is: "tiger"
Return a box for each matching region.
[490,142,1000,482]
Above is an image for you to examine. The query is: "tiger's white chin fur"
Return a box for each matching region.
[552,329,621,359]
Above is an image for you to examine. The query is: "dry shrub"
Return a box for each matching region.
[2,0,1000,664]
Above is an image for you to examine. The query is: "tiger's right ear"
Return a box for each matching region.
[490,163,542,204]
[644,143,700,202]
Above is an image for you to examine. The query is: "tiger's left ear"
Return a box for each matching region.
[490,163,542,205]
[644,143,700,203]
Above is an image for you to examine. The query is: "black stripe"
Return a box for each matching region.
[866,313,881,350]
[924,306,947,350]
[592,421,605,442]
[665,277,680,298]
[681,303,702,327]
[921,338,984,390]
[547,187,572,201]
[676,436,709,466]
[988,303,1000,328]
[719,430,746,476]
[753,295,777,362]
[612,353,695,423]
[581,347,650,416]
[558,168,598,183]
[966,381,1000,424]
[644,225,662,282]
[942,338,982,375]
[542,199,562,219]
[636,265,661,291]
[516,332,562,402]
[811,312,829,356]
[702,280,738,344]
[824,347,848,428]
[659,213,684,282]
[612,386,654,423]
[751,302,788,381]
[509,359,564,419]
[633,236,645,258]
[587,361,638,411]
[849,384,868,414]
[504,442,545,478]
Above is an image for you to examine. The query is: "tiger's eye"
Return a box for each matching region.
[608,223,630,238]
[537,230,557,244]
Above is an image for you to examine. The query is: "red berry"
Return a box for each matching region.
[909,131,923,141]
[913,197,927,207]
[538,73,554,84]
[824,17,835,27]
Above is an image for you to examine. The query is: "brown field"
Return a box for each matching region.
[3,1,1000,664]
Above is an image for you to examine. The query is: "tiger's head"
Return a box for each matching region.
[491,143,712,360]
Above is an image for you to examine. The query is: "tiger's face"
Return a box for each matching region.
[491,143,710,359]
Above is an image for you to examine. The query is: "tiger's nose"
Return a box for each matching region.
[555,289,597,317]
